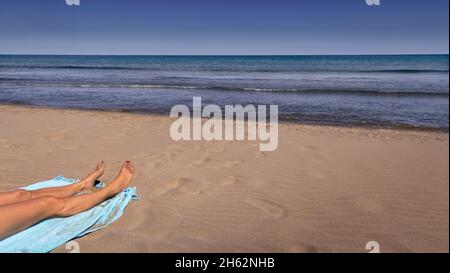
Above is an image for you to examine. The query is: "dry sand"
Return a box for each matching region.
[0,105,448,253]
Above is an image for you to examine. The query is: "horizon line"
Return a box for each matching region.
[0,53,449,57]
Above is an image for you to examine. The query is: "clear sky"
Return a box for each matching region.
[0,0,448,55]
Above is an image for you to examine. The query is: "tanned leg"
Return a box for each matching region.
[0,161,105,206]
[0,161,134,240]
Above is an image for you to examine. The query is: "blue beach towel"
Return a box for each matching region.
[0,176,137,253]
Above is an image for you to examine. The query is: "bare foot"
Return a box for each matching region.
[107,161,135,196]
[79,161,106,192]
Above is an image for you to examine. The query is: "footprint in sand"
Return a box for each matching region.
[2,143,21,150]
[152,177,204,196]
[194,144,206,152]
[168,177,204,197]
[143,150,180,169]
[151,160,166,169]
[255,151,266,158]
[149,157,176,169]
[298,145,333,161]
[136,153,155,163]
[219,160,243,168]
[305,145,320,151]
[163,151,179,162]
[102,116,124,124]
[217,175,240,186]
[246,198,287,218]
[151,178,180,195]
[190,156,212,167]
[284,244,318,253]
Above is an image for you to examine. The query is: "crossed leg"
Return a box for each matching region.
[0,161,135,241]
[0,161,105,206]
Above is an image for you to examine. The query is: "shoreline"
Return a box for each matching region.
[1,103,448,133]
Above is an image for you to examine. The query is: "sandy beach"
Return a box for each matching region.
[0,105,448,253]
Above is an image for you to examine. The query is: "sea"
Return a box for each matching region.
[0,54,448,130]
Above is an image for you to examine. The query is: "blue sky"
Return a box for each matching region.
[0,0,448,55]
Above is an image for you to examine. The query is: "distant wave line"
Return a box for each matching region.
[0,82,448,97]
[0,65,448,73]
